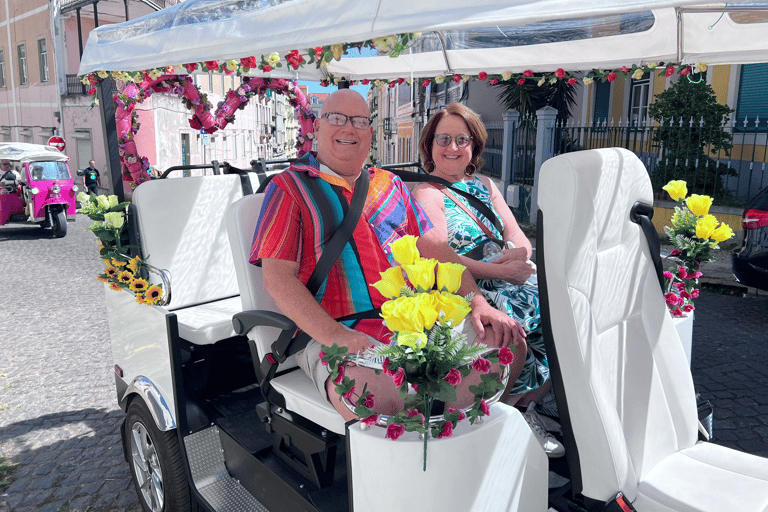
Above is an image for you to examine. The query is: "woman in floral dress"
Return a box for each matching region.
[412,103,563,457]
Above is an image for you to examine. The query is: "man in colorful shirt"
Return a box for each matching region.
[251,89,524,420]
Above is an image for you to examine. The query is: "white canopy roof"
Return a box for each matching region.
[0,143,69,163]
[78,0,768,80]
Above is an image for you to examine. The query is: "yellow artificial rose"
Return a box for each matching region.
[371,266,407,299]
[436,262,464,293]
[97,71,109,79]
[96,195,110,209]
[695,214,719,240]
[268,52,281,66]
[662,180,688,202]
[330,44,344,60]
[414,292,439,330]
[501,71,512,81]
[537,78,546,87]
[432,291,471,326]
[711,223,734,243]
[403,258,437,292]
[631,68,644,80]
[389,235,420,266]
[435,75,445,84]
[148,69,163,80]
[583,76,594,85]
[225,60,239,71]
[381,296,422,333]
[108,195,119,208]
[686,194,713,217]
[397,331,427,351]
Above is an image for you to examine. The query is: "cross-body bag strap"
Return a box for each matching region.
[387,169,505,235]
[429,183,501,242]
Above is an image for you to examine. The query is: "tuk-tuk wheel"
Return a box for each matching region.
[51,209,67,238]
[126,399,199,512]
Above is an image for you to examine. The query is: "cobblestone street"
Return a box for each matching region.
[0,214,767,511]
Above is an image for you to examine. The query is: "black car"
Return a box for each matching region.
[733,186,768,291]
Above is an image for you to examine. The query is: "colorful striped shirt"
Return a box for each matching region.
[250,155,431,343]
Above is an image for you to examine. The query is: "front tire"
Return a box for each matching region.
[126,399,198,512]
[51,209,67,238]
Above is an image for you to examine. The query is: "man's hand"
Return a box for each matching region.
[469,295,526,348]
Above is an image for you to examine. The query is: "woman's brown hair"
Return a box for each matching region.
[418,103,487,176]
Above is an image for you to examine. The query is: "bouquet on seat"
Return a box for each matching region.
[321,235,515,470]
[661,180,734,316]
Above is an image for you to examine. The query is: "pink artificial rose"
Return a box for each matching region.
[362,79,370,85]
[443,368,462,386]
[382,358,395,376]
[523,69,534,77]
[497,346,514,366]
[204,60,219,71]
[392,367,406,387]
[333,365,345,385]
[680,290,691,299]
[689,271,703,279]
[397,77,405,84]
[363,393,375,409]
[361,414,378,426]
[606,72,618,82]
[386,423,406,440]
[665,65,675,77]
[567,77,577,85]
[555,68,566,79]
[263,65,272,73]
[389,81,396,88]
[448,407,466,421]
[618,66,631,74]
[343,386,356,402]
[683,304,695,313]
[678,266,688,279]
[406,409,425,425]
[183,63,198,73]
[663,271,674,279]
[517,78,526,85]
[480,399,490,416]
[680,66,691,76]
[676,282,686,292]
[671,307,683,317]
[421,78,431,87]
[669,249,681,256]
[87,87,97,95]
[453,74,462,82]
[478,72,488,81]
[690,288,700,299]
[490,78,499,85]
[438,421,453,439]
[472,358,491,374]
[665,293,678,306]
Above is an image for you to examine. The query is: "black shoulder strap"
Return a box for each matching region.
[387,168,504,236]
[630,202,665,293]
[305,169,370,296]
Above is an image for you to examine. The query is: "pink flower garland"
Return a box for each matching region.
[113,74,315,187]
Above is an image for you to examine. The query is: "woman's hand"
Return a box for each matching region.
[489,258,536,285]
[494,247,528,262]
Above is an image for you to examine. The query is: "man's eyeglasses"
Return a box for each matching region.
[434,134,473,148]
[322,112,371,129]
[1,162,11,167]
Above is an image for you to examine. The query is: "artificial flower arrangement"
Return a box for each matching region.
[320,235,515,471]
[77,192,165,305]
[661,180,734,316]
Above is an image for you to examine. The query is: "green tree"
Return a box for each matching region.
[494,75,578,123]
[648,78,735,201]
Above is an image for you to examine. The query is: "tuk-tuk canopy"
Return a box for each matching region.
[0,143,70,163]
[78,0,768,81]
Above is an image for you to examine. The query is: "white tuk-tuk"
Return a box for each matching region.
[78,1,768,511]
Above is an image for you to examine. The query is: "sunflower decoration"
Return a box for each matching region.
[80,192,166,306]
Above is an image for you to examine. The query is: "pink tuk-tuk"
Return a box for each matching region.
[0,142,78,238]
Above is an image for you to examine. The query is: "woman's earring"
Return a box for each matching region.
[465,163,477,176]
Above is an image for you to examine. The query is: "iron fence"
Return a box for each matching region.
[66,74,87,95]
[551,117,768,207]
[482,117,537,185]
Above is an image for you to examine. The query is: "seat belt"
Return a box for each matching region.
[387,168,505,236]
[630,202,665,293]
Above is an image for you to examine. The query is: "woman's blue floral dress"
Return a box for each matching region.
[442,177,549,394]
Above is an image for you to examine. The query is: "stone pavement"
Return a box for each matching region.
[0,215,766,512]
[0,216,141,512]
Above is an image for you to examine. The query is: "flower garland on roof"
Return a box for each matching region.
[90,72,314,187]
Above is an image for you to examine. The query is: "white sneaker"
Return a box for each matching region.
[523,402,565,458]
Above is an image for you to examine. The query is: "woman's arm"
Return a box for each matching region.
[411,183,533,283]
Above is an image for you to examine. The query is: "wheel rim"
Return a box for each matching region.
[130,421,165,512]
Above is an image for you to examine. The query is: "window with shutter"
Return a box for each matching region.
[736,63,768,132]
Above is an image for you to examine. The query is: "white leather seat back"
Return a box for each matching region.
[132,175,245,310]
[226,192,297,371]
[537,148,699,503]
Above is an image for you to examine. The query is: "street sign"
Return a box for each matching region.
[202,134,210,146]
[48,136,66,152]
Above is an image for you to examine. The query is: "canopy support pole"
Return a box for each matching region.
[435,31,453,75]
[97,78,125,203]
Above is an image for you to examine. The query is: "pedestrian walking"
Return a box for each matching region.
[81,160,101,195]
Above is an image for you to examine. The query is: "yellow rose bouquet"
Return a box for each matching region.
[661,180,734,316]
[321,235,515,471]
[78,192,165,305]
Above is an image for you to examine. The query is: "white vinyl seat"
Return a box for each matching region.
[226,192,347,435]
[537,148,768,511]
[132,173,260,345]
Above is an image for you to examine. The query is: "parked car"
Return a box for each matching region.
[733,186,768,291]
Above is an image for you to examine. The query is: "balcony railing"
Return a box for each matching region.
[66,74,87,95]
